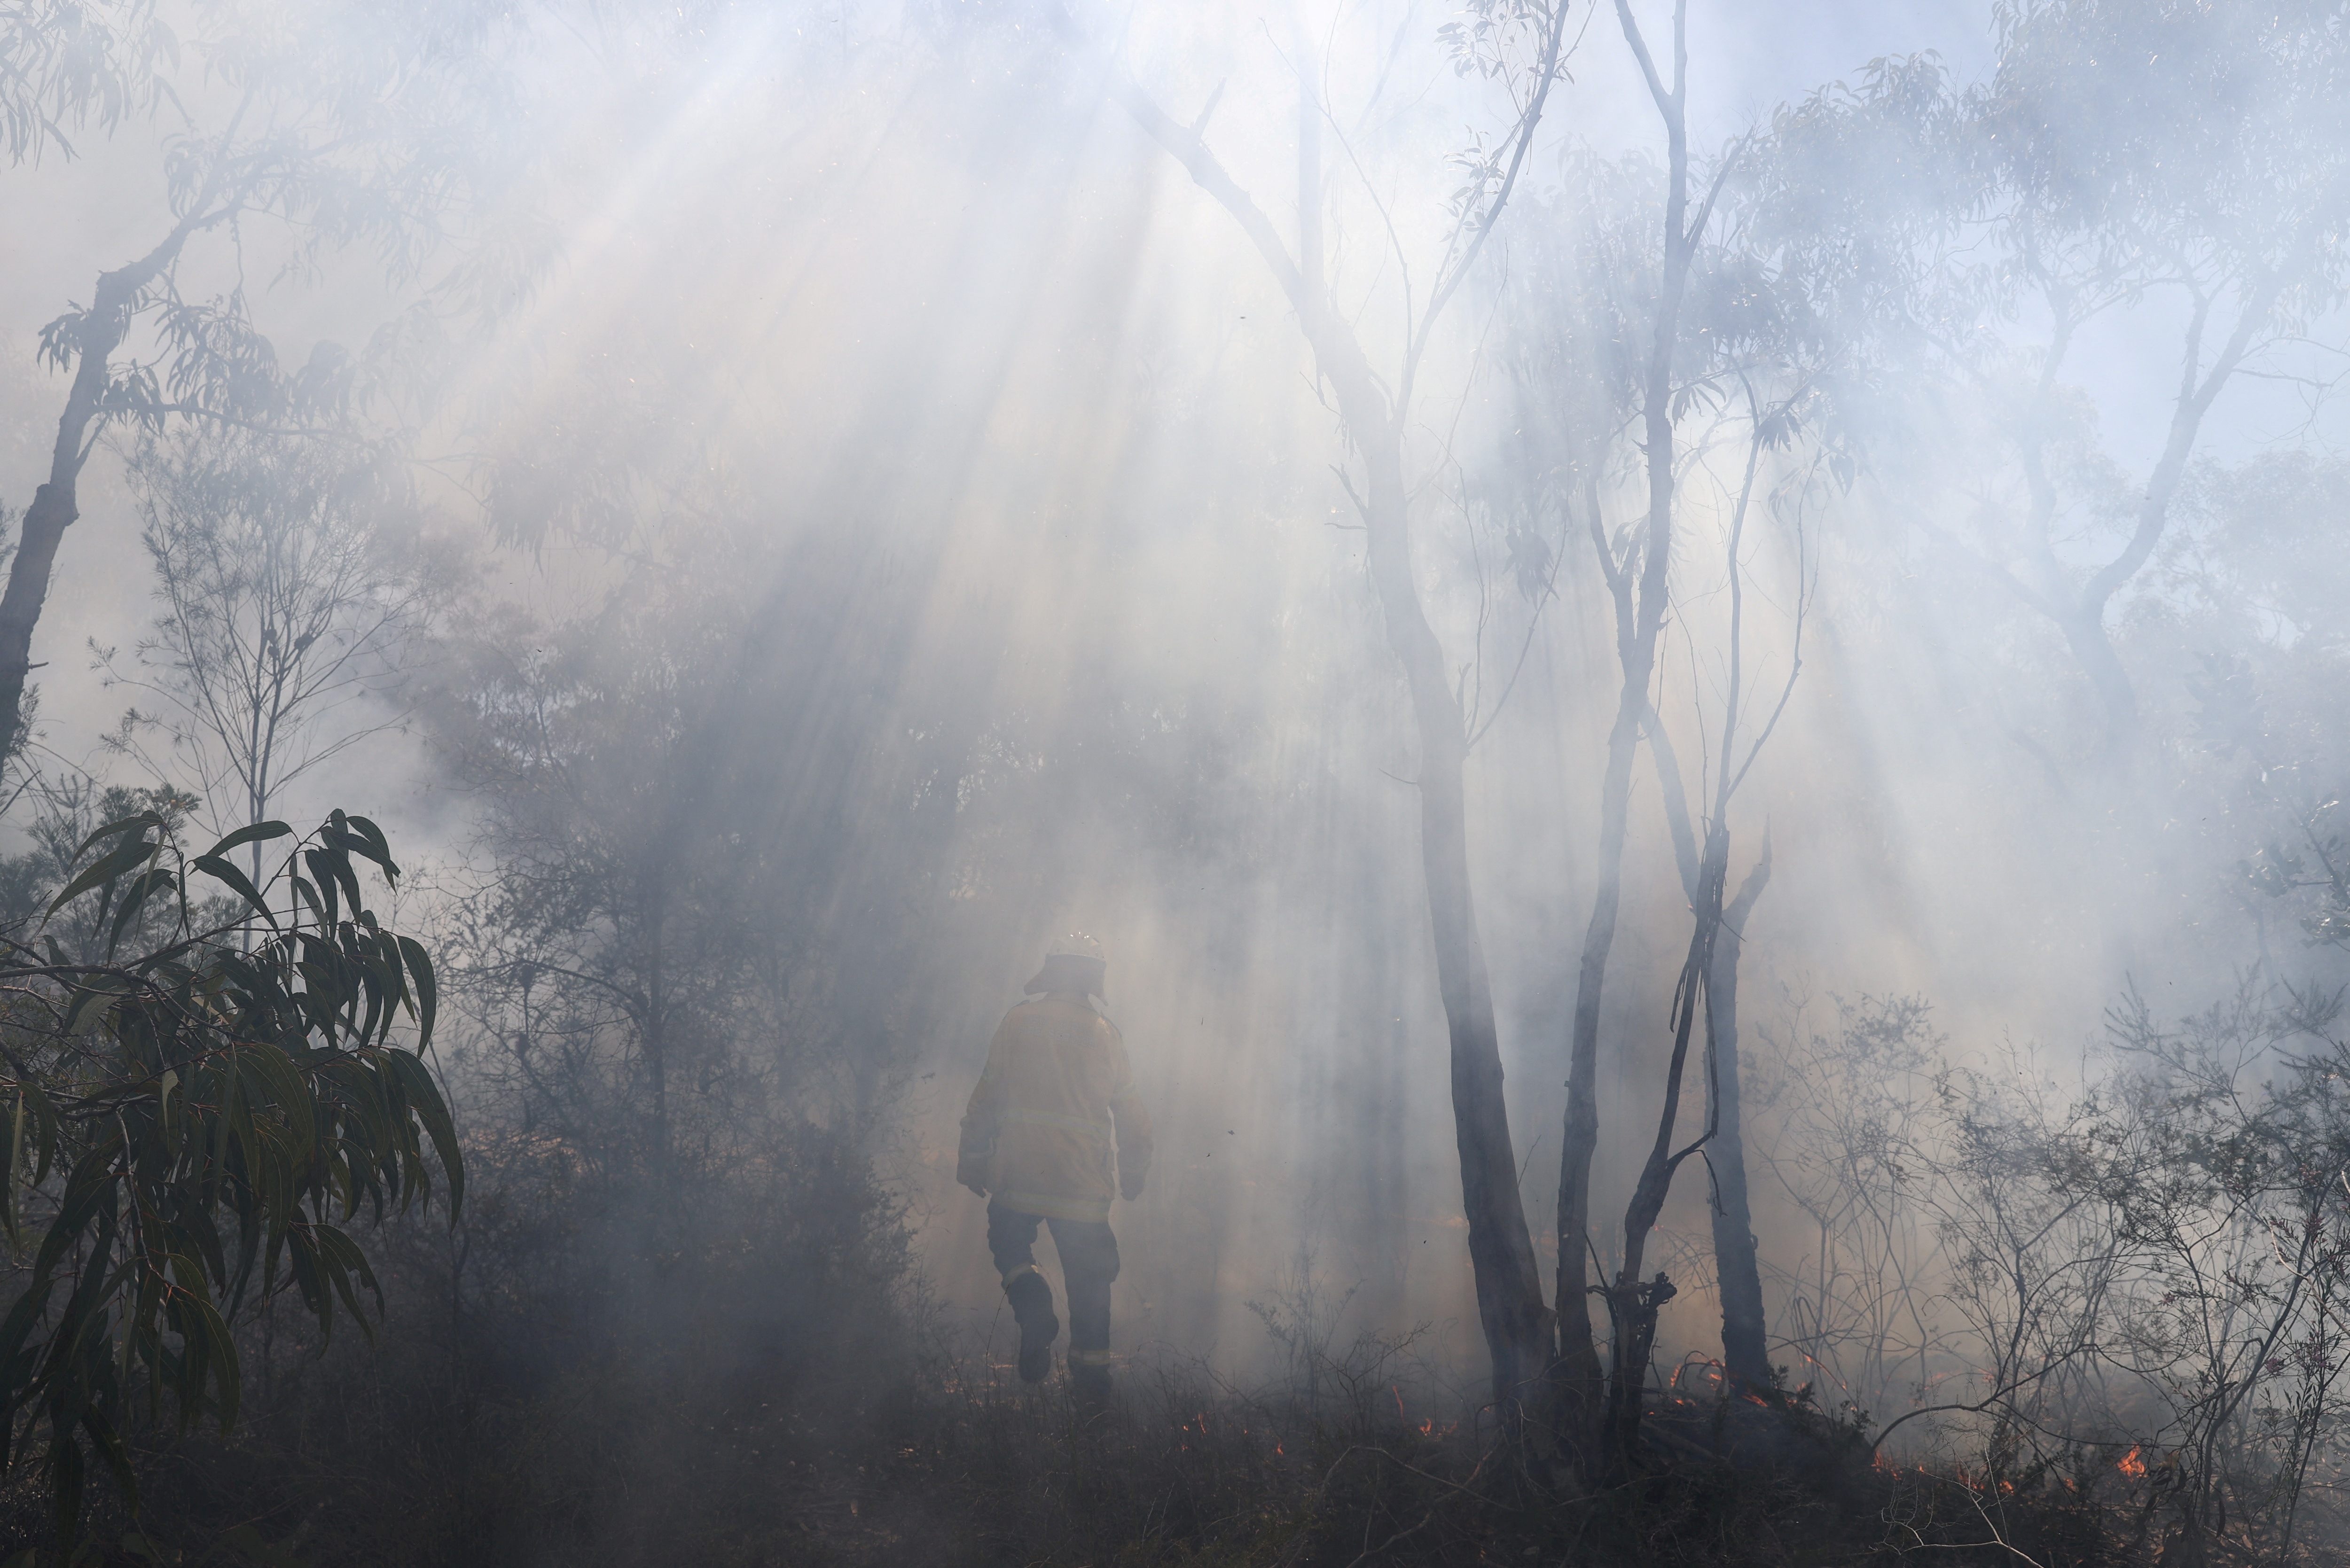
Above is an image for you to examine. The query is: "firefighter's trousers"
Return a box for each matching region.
[987,1200,1120,1367]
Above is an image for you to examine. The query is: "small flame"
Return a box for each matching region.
[2119,1446,2146,1478]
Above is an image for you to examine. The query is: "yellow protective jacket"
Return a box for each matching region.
[957,995,1153,1224]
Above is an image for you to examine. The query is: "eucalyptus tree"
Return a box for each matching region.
[439,576,753,1169]
[0,777,201,959]
[431,493,940,1178]
[1479,0,1842,1452]
[1758,0,2350,773]
[0,0,527,762]
[1058,0,1574,1407]
[1535,0,1727,1425]
[0,806,456,1548]
[98,428,454,874]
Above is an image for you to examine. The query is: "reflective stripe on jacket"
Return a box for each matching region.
[957,995,1153,1223]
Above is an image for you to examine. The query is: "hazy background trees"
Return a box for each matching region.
[0,0,530,761]
[0,0,2342,1560]
[95,429,455,869]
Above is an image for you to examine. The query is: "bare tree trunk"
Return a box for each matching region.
[1707,849,1772,1389]
[1361,430,1553,1406]
[1555,683,1647,1409]
[1598,821,1723,1468]
[1996,277,2277,769]
[1556,0,1699,1430]
[1085,12,1567,1409]
[0,482,74,757]
[1644,712,1773,1389]
[0,223,212,755]
[645,898,669,1161]
[2061,296,2260,764]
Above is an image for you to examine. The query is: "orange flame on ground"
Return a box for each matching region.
[2119,1447,2146,1478]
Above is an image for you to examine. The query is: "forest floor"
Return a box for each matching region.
[0,1276,2286,1568]
[0,1346,2278,1567]
[672,1354,2156,1568]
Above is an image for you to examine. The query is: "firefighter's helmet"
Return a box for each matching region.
[1046,933,1104,965]
[1026,933,1107,997]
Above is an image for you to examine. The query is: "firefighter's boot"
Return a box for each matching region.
[1070,1350,1112,1418]
[1003,1264,1058,1383]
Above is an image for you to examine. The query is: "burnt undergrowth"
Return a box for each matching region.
[0,1297,2280,1568]
[7,984,2350,1568]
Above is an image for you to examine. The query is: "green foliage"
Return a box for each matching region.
[0,0,177,166]
[8,0,533,475]
[0,806,458,1548]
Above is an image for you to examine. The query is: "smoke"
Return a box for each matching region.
[0,0,2344,1428]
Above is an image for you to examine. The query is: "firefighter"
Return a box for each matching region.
[957,933,1153,1411]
